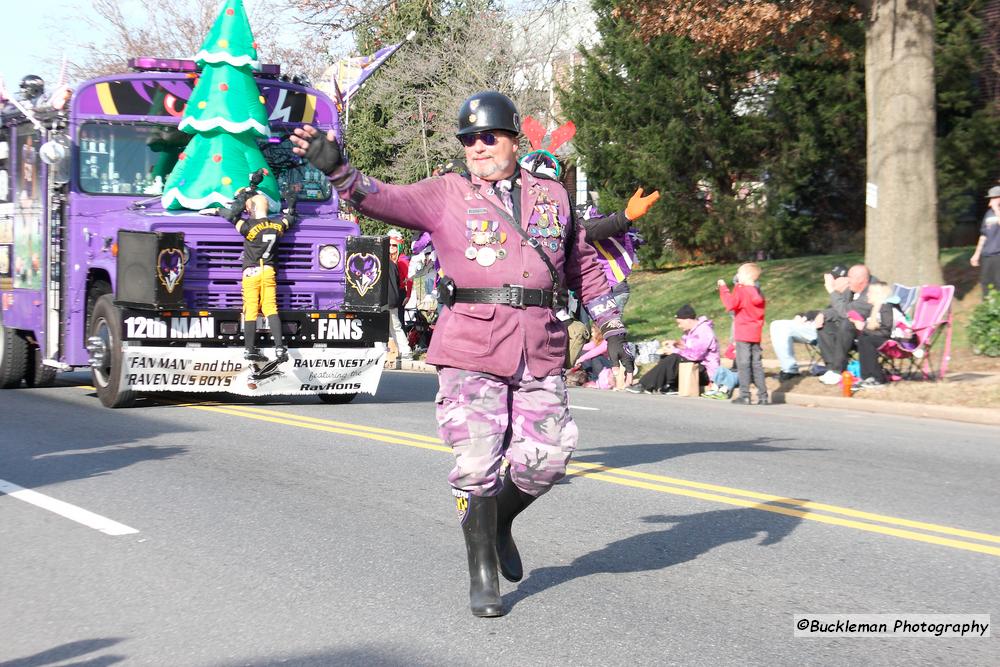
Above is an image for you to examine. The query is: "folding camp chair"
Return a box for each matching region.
[890,283,920,318]
[878,284,954,381]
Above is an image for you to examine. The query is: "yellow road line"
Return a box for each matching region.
[197,402,444,443]
[182,403,451,453]
[567,469,1000,558]
[566,461,1000,545]
[76,387,1000,556]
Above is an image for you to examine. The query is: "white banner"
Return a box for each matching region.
[120,346,386,396]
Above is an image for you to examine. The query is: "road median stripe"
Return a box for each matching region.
[567,462,1000,545]
[183,403,451,452]
[566,469,1000,558]
[194,402,444,444]
[82,388,999,556]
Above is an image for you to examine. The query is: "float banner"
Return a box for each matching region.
[120,346,385,396]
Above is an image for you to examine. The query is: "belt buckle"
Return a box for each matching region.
[506,284,525,308]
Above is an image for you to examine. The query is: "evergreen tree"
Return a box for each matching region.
[936,0,1000,237]
[565,0,997,263]
[162,0,280,211]
[759,20,867,256]
[562,0,772,262]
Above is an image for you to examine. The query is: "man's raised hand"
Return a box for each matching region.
[625,187,661,221]
[290,125,342,174]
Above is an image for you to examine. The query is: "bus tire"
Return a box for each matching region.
[24,339,59,387]
[89,295,137,408]
[0,325,29,388]
[317,393,358,405]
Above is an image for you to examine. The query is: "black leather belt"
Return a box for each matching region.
[454,285,557,309]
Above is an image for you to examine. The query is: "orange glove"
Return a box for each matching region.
[625,187,660,220]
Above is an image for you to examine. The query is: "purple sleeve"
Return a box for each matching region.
[329,165,447,233]
[679,329,711,361]
[576,340,609,365]
[569,213,621,326]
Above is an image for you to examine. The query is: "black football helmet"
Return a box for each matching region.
[19,75,44,100]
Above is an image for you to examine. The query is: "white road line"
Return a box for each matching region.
[0,479,139,536]
[569,405,600,411]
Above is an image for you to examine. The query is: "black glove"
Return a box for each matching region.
[282,187,298,215]
[601,318,634,375]
[304,132,343,175]
[248,168,266,188]
[220,188,253,223]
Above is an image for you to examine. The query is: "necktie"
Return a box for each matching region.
[496,179,514,216]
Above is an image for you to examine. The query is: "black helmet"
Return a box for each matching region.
[456,91,520,137]
[19,75,44,100]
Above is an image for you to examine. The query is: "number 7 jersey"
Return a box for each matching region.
[237,212,295,269]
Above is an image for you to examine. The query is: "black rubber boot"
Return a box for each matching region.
[496,475,536,582]
[460,494,504,617]
[244,321,266,362]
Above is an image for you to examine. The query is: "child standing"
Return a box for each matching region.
[718,263,768,404]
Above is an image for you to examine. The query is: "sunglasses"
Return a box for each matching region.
[458,131,502,147]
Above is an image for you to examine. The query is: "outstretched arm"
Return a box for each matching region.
[290,124,444,232]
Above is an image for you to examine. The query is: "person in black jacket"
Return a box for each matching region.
[853,282,911,389]
[816,264,875,384]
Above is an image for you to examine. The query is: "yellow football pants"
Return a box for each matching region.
[242,265,278,320]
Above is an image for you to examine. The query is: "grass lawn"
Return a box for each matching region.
[624,246,1000,408]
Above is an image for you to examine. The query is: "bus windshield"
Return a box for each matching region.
[77,122,332,202]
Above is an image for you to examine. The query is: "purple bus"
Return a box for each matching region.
[0,59,389,408]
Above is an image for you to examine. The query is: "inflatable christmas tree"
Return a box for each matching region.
[161,0,280,211]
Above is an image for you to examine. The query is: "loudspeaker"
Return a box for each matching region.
[115,230,187,309]
[342,235,389,313]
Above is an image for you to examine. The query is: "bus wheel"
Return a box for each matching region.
[24,339,59,387]
[0,325,29,388]
[317,393,358,405]
[88,295,137,408]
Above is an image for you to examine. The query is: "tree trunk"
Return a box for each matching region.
[864,0,943,286]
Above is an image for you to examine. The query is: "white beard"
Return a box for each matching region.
[468,155,513,180]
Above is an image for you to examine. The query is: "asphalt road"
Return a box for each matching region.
[1,370,998,666]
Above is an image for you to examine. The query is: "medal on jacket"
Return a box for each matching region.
[476,246,497,267]
[466,219,501,264]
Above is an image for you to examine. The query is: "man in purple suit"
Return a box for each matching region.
[291,91,633,617]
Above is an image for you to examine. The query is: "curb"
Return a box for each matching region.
[774,391,1000,427]
[390,358,998,427]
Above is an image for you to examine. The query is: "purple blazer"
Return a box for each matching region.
[336,168,619,378]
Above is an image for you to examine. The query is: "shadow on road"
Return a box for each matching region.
[571,436,815,470]
[505,503,804,611]
[0,638,126,667]
[214,646,436,667]
[0,387,192,491]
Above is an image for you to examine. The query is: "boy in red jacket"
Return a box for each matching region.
[718,263,768,404]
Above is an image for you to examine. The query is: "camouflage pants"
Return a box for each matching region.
[436,363,578,498]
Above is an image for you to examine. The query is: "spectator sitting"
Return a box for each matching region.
[703,362,739,400]
[627,304,720,394]
[769,264,848,381]
[409,294,438,354]
[575,323,614,388]
[853,282,914,390]
[817,264,875,384]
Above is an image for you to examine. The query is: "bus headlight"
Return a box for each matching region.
[318,244,341,269]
